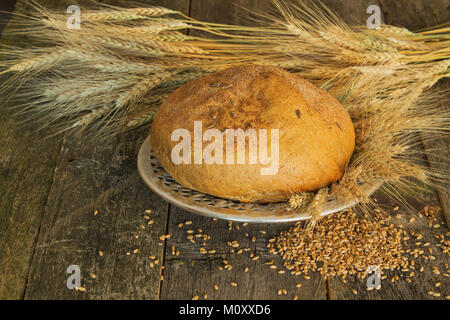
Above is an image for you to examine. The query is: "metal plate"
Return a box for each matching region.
[137,135,382,223]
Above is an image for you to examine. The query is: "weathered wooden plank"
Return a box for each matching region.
[22,0,190,300]
[0,0,160,301]
[379,0,449,31]
[0,0,66,300]
[24,129,170,299]
[0,101,62,300]
[160,206,327,300]
[422,86,450,224]
[0,1,17,37]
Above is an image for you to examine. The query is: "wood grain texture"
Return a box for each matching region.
[422,80,450,226]
[17,0,190,300]
[0,0,64,300]
[160,206,327,300]
[24,130,170,299]
[379,0,449,30]
[0,104,61,300]
[0,0,144,301]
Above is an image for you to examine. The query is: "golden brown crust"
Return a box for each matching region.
[150,65,355,203]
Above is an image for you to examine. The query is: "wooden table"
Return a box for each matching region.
[0,0,449,300]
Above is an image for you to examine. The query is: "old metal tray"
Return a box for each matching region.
[138,135,382,223]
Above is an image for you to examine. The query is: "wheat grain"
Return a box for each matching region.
[386,37,429,50]
[363,34,396,52]
[270,209,411,279]
[52,77,138,103]
[303,187,329,227]
[71,106,110,128]
[367,25,415,37]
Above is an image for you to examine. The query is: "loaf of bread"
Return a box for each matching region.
[150,65,355,203]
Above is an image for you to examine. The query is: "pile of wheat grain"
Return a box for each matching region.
[268,209,411,279]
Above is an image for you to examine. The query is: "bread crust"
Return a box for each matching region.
[150,65,355,202]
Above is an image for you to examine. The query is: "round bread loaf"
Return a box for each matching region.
[150,65,355,203]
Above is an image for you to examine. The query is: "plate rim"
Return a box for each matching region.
[137,135,383,223]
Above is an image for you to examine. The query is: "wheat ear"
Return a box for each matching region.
[304,187,329,230]
[288,192,314,209]
[81,7,176,22]
[126,110,157,128]
[6,49,67,73]
[115,72,174,109]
